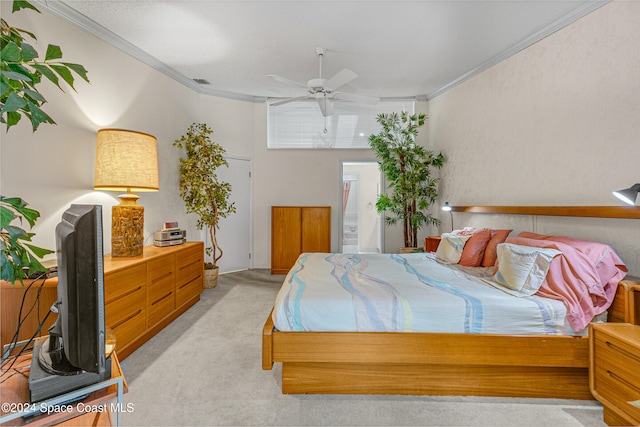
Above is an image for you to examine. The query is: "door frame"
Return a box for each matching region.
[339,160,384,254]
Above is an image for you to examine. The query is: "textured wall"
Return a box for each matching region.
[429,1,640,275]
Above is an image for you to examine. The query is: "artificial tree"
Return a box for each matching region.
[174,123,235,284]
[369,111,445,250]
[1,0,89,284]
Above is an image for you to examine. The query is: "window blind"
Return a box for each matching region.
[267,99,415,149]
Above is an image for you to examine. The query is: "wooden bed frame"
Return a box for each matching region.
[262,206,640,399]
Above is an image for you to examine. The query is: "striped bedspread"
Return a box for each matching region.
[272,252,583,336]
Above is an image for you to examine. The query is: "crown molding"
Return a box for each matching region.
[427,0,611,100]
[34,0,261,103]
[36,0,610,104]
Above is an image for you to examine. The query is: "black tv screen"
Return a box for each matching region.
[28,204,110,402]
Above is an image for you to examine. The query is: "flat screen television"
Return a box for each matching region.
[28,204,111,403]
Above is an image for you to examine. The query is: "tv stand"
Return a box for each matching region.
[0,343,126,426]
[28,337,112,403]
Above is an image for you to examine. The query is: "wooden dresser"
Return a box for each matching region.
[103,242,204,358]
[590,278,640,426]
[271,206,331,274]
[1,242,204,360]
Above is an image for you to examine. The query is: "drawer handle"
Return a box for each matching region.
[151,291,173,306]
[151,271,173,284]
[179,259,202,271]
[607,370,640,395]
[111,309,142,329]
[178,274,202,290]
[107,285,143,305]
[606,340,640,364]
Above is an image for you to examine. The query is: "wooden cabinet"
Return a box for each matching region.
[424,236,442,253]
[590,322,640,426]
[0,242,204,360]
[103,242,204,359]
[271,206,331,274]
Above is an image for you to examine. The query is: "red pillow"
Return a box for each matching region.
[481,229,512,267]
[458,229,491,267]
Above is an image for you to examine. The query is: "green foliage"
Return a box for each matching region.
[1,196,54,284]
[1,0,90,131]
[174,123,235,266]
[369,111,445,248]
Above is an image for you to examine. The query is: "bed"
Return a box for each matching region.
[262,206,639,399]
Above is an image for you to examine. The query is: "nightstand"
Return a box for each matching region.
[590,322,640,426]
[424,236,441,253]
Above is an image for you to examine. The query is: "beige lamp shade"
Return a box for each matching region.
[94,129,159,192]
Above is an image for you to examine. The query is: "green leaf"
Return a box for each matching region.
[1,91,28,114]
[31,63,60,89]
[4,111,21,129]
[21,42,38,61]
[44,44,63,61]
[0,69,32,82]
[25,243,54,258]
[50,64,74,89]
[26,101,55,131]
[1,42,22,62]
[12,1,40,13]
[62,62,90,83]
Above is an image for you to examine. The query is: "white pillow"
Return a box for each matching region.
[491,243,561,296]
[435,233,471,264]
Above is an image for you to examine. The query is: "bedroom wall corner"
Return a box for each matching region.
[427,1,640,276]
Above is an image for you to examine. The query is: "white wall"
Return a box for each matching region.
[429,1,640,276]
[0,3,246,259]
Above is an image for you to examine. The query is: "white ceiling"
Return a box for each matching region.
[40,1,609,102]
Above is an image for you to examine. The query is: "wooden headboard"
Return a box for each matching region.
[449,205,640,324]
[449,205,640,219]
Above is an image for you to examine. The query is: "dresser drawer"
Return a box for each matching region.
[147,255,175,327]
[104,263,147,349]
[593,329,640,421]
[105,287,146,351]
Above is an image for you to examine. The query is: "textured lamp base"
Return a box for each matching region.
[111,197,144,257]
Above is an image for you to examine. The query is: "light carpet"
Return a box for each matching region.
[119,269,606,427]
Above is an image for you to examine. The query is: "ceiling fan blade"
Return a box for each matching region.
[316,96,334,117]
[270,95,310,107]
[323,69,357,91]
[268,74,308,89]
[334,92,380,105]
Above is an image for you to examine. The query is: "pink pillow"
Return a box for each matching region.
[458,229,492,267]
[481,229,512,267]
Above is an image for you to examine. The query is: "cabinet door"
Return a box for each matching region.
[271,207,302,274]
[301,207,331,252]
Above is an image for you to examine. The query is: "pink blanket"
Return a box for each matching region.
[506,234,627,331]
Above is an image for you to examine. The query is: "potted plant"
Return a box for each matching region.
[173,123,235,288]
[1,0,89,284]
[369,111,445,252]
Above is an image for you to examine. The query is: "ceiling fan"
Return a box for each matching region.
[268,47,379,116]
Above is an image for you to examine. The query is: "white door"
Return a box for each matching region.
[207,156,251,273]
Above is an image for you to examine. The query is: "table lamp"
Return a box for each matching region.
[94,129,159,257]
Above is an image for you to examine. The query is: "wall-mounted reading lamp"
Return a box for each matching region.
[612,183,640,206]
[442,202,453,231]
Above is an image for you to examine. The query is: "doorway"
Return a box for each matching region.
[340,161,382,254]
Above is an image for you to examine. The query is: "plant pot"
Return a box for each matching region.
[204,266,219,288]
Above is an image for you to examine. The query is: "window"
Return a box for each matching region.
[267,99,415,149]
